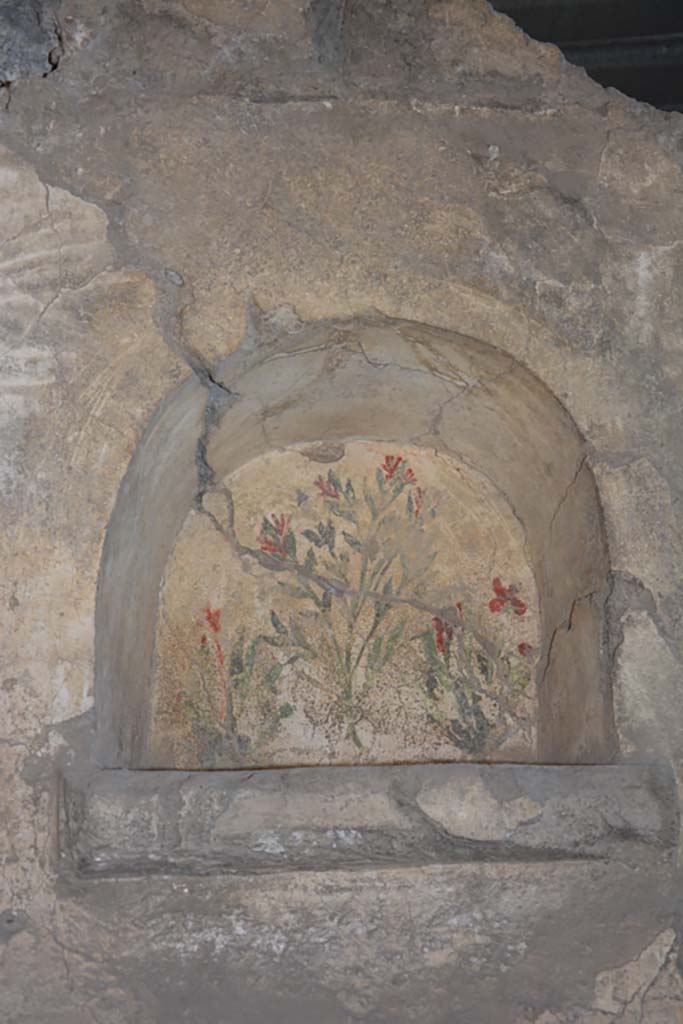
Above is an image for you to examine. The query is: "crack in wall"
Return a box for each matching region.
[356,338,476,390]
[537,587,600,704]
[548,452,589,534]
[522,929,682,1023]
[194,468,523,703]
[632,939,678,1019]
[0,0,63,96]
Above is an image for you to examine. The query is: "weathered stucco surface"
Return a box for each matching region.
[2,1,683,1021]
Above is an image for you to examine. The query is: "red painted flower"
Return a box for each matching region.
[381,454,404,481]
[197,606,228,725]
[199,606,227,720]
[432,616,453,654]
[204,605,221,634]
[413,486,425,517]
[488,577,527,616]
[270,513,291,538]
[258,513,292,558]
[314,475,340,499]
[455,601,464,619]
[258,533,286,558]
[405,467,417,484]
[518,642,534,659]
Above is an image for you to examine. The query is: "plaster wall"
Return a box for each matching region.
[2,2,683,1022]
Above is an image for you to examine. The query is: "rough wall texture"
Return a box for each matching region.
[2,1,683,1022]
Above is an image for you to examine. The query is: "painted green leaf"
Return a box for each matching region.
[261,517,282,543]
[264,662,283,691]
[425,671,439,699]
[331,506,357,523]
[476,651,494,683]
[368,634,383,671]
[422,629,443,673]
[289,620,313,651]
[258,634,284,648]
[320,520,336,553]
[278,580,321,605]
[229,647,244,677]
[283,530,297,558]
[382,620,405,666]
[343,530,362,552]
[246,637,262,673]
[270,610,288,635]
[363,482,378,518]
[328,469,343,495]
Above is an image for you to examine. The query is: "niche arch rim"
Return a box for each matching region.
[94,313,615,769]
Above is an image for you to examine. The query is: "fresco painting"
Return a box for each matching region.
[151,442,540,767]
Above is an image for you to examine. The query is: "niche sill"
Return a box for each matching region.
[60,762,676,877]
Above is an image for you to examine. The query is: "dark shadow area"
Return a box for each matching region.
[489,0,683,111]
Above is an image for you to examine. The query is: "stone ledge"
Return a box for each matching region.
[60,762,677,877]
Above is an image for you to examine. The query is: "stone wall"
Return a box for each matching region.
[2,2,683,1022]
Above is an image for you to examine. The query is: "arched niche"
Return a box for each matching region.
[94,314,615,769]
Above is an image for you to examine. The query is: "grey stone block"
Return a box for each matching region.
[0,0,60,83]
[61,762,677,876]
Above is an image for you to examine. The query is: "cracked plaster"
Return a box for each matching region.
[1,0,683,1021]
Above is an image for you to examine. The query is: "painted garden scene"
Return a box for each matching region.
[151,442,540,768]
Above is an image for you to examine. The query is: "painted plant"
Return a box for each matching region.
[155,443,539,767]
